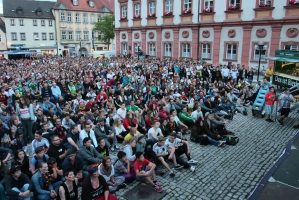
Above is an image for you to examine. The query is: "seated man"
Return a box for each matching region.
[79,137,103,170]
[0,146,12,164]
[94,118,118,151]
[5,165,33,200]
[134,152,162,193]
[146,121,163,148]
[31,162,62,200]
[31,130,50,154]
[166,132,198,171]
[152,136,182,177]
[124,127,140,144]
[30,147,49,175]
[210,110,233,135]
[178,107,194,128]
[62,149,88,182]
[62,124,80,151]
[47,135,68,169]
[203,112,226,147]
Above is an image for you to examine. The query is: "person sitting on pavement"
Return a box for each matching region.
[62,149,88,182]
[0,145,12,164]
[134,152,162,193]
[0,160,8,200]
[178,107,194,128]
[210,110,234,135]
[191,106,204,121]
[236,94,249,115]
[123,138,137,163]
[114,151,135,182]
[94,118,118,151]
[30,146,49,174]
[5,164,33,200]
[79,122,98,148]
[31,129,50,155]
[57,169,79,200]
[80,137,103,171]
[152,136,183,177]
[47,135,68,169]
[124,127,140,144]
[202,113,226,147]
[146,120,163,148]
[62,124,80,151]
[31,162,62,200]
[12,149,32,179]
[98,156,126,193]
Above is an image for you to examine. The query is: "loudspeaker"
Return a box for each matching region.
[128,46,132,50]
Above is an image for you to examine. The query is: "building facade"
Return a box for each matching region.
[53,0,115,57]
[114,0,299,68]
[3,0,57,55]
[0,18,7,53]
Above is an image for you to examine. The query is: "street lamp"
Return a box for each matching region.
[137,44,140,60]
[254,41,268,81]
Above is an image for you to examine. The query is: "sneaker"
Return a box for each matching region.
[110,146,115,151]
[173,164,184,170]
[187,159,198,165]
[189,166,196,172]
[115,145,120,149]
[266,119,271,122]
[268,119,274,122]
[276,118,283,125]
[218,141,225,147]
[154,184,163,193]
[169,170,175,177]
[118,183,127,189]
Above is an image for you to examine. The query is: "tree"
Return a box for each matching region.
[93,15,115,50]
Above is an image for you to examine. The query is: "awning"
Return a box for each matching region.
[1,50,41,55]
[264,56,299,62]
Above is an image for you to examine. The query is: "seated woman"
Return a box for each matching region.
[144,111,159,129]
[158,106,170,120]
[134,110,147,134]
[123,138,137,163]
[160,119,171,137]
[114,151,135,182]
[57,169,79,200]
[123,112,138,131]
[12,149,32,179]
[98,157,126,193]
[113,118,127,143]
[82,164,118,200]
[31,162,62,200]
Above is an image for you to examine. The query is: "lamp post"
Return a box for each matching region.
[254,41,268,81]
[137,44,140,60]
[79,39,82,57]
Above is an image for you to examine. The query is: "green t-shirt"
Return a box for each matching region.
[127,105,139,112]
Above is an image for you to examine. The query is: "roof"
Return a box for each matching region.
[0,18,6,33]
[53,0,114,13]
[3,0,55,19]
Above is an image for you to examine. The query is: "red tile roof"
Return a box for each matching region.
[53,0,114,13]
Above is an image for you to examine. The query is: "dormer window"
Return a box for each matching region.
[16,6,23,15]
[73,0,78,6]
[36,8,42,16]
[89,0,94,8]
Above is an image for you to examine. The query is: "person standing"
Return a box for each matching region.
[277,87,294,125]
[265,86,276,122]
[16,96,35,155]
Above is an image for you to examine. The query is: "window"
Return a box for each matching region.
[83,14,88,23]
[285,44,298,51]
[98,32,103,40]
[60,12,65,21]
[226,44,237,60]
[134,4,141,16]
[10,19,15,26]
[76,31,81,40]
[98,15,101,22]
[184,0,192,10]
[84,31,89,40]
[91,14,95,23]
[11,33,17,40]
[73,0,78,6]
[67,13,72,22]
[41,20,45,26]
[149,43,156,56]
[204,0,213,9]
[33,20,37,26]
[165,43,172,56]
[19,19,24,26]
[165,0,173,12]
[75,13,80,22]
[230,0,240,6]
[122,43,127,54]
[182,43,190,57]
[149,2,156,14]
[34,33,39,40]
[68,31,73,40]
[89,0,94,7]
[202,44,211,58]
[62,31,66,40]
[254,47,266,60]
[259,0,271,6]
[122,6,127,17]
[49,20,53,26]
[135,43,140,55]
[42,33,47,40]
[20,33,26,40]
[49,33,54,40]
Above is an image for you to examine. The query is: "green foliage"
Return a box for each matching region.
[93,15,115,50]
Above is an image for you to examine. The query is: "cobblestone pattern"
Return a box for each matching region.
[113,107,299,200]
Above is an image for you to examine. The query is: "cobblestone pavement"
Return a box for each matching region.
[113,106,299,200]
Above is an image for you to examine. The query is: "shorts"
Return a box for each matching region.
[136,167,148,181]
[265,105,273,114]
[281,108,290,117]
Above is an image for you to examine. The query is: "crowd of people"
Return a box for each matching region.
[0,55,295,200]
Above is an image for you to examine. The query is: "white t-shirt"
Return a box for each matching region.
[116,108,126,119]
[191,110,203,120]
[173,116,180,125]
[230,69,238,79]
[114,125,126,135]
[165,138,182,148]
[147,127,162,139]
[152,143,168,155]
[221,68,230,77]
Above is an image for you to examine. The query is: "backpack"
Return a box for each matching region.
[226,136,239,145]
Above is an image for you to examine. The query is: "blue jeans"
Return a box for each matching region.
[11,183,30,200]
[207,136,220,146]
[0,183,7,200]
[36,181,62,200]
